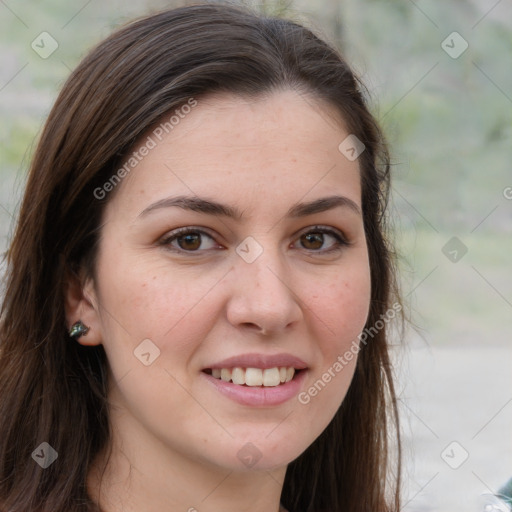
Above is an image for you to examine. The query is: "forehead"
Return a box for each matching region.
[106,89,362,218]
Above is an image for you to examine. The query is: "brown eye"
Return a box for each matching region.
[161,228,219,253]
[300,232,324,250]
[294,227,348,253]
[177,233,202,250]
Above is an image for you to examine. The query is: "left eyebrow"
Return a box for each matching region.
[287,195,361,217]
[138,194,361,219]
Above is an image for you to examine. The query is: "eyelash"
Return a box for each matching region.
[159,226,350,255]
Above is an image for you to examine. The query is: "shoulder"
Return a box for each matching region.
[497,477,512,505]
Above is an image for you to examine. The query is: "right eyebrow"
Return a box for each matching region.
[138,195,243,219]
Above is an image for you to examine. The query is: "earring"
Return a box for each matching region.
[69,320,90,338]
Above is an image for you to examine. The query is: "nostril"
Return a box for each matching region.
[241,322,264,332]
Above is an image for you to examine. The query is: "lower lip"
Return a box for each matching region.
[202,370,307,406]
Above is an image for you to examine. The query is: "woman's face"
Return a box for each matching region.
[78,90,371,473]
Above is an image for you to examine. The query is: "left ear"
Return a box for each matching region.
[64,267,103,346]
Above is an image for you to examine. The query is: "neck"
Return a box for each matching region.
[87,415,287,512]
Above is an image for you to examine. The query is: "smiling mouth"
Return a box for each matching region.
[203,367,302,387]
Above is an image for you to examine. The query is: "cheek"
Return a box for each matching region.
[295,268,370,434]
[95,255,225,358]
[307,265,371,349]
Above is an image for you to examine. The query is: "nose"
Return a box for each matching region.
[225,243,303,336]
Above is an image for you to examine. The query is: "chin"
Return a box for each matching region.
[210,431,314,473]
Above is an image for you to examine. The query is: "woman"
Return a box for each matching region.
[0,3,401,511]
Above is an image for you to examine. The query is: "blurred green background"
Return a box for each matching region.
[1,0,510,347]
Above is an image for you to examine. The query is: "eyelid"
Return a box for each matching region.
[295,225,349,242]
[159,226,223,252]
[159,224,351,254]
[292,225,351,252]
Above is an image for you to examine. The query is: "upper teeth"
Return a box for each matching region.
[211,367,295,387]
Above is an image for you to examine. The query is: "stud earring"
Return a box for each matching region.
[69,320,90,339]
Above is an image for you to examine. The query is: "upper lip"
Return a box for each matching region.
[205,353,308,370]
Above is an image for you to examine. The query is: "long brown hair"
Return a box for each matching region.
[0,4,401,511]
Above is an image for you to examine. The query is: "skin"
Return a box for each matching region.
[66,89,371,512]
